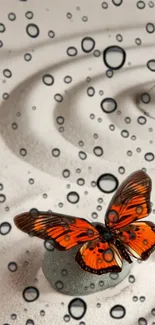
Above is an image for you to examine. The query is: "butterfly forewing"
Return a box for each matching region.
[105,170,152,230]
[14,210,99,250]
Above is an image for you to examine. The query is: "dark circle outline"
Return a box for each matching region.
[101,2,108,9]
[8,261,18,272]
[136,0,146,9]
[26,319,35,325]
[66,46,78,57]
[121,129,129,138]
[137,116,147,125]
[106,69,114,78]
[110,304,126,319]
[0,23,5,33]
[144,152,154,161]
[54,93,63,102]
[140,92,151,104]
[103,45,126,70]
[112,0,123,6]
[146,22,154,34]
[68,298,87,320]
[96,173,119,193]
[0,222,12,235]
[87,86,95,97]
[26,23,40,38]
[93,146,104,157]
[8,12,16,21]
[52,148,60,157]
[42,74,54,86]
[78,150,87,160]
[3,69,12,78]
[64,75,72,84]
[67,191,80,204]
[100,97,117,114]
[138,317,147,325]
[147,59,155,71]
[25,11,34,19]
[48,30,55,38]
[0,194,6,203]
[81,36,95,53]
[22,286,40,302]
[24,53,32,61]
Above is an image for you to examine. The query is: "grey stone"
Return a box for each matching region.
[42,245,132,296]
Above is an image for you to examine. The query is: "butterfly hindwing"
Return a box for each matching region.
[118,221,155,260]
[75,239,123,274]
[14,210,99,250]
[105,170,152,230]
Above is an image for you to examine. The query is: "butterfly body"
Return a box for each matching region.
[94,223,115,243]
[14,170,155,275]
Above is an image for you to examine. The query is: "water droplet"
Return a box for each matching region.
[81,37,95,53]
[151,308,155,316]
[44,239,55,251]
[93,146,103,157]
[87,86,95,96]
[63,314,70,322]
[146,22,154,33]
[48,30,55,38]
[26,23,39,38]
[11,313,17,320]
[68,298,87,320]
[110,305,126,319]
[145,152,154,161]
[62,169,70,178]
[3,69,12,78]
[139,296,145,302]
[96,173,119,193]
[109,273,119,280]
[26,320,35,325]
[8,262,18,272]
[78,151,87,160]
[0,194,6,203]
[103,45,126,69]
[25,11,34,19]
[20,148,27,157]
[8,12,16,21]
[99,280,104,287]
[56,116,64,125]
[100,97,117,113]
[0,222,12,235]
[42,74,54,86]
[138,317,147,325]
[67,46,78,56]
[55,280,64,290]
[112,0,123,5]
[67,191,80,204]
[147,59,155,71]
[52,148,60,157]
[137,116,147,125]
[23,287,40,302]
[40,310,45,316]
[128,275,135,283]
[54,93,63,102]
[137,1,145,9]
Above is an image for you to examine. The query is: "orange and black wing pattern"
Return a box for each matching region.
[76,239,123,274]
[14,209,99,250]
[105,170,152,230]
[118,221,155,260]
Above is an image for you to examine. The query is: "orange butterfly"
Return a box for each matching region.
[14,170,155,275]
